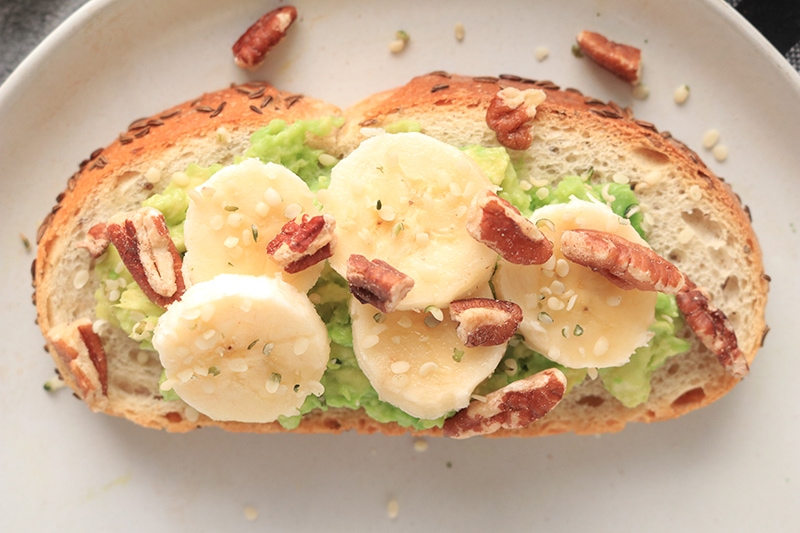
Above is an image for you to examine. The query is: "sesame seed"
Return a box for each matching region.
[555,259,570,277]
[678,227,695,244]
[293,337,310,355]
[318,153,338,167]
[550,280,566,294]
[244,506,258,522]
[673,84,690,105]
[224,236,239,248]
[712,144,729,162]
[612,172,630,184]
[264,188,282,206]
[503,358,518,376]
[632,84,650,100]
[566,294,578,312]
[284,203,302,219]
[388,39,406,53]
[587,368,599,380]
[387,499,399,520]
[255,202,269,218]
[606,296,622,307]
[535,46,550,61]
[397,316,413,328]
[547,297,565,311]
[227,212,243,229]
[73,270,90,289]
[702,129,720,149]
[391,361,411,374]
[362,334,380,348]
[413,438,429,452]
[536,187,550,200]
[108,289,121,302]
[144,167,162,184]
[415,232,430,246]
[547,346,561,361]
[419,361,438,376]
[454,22,465,42]
[209,215,224,231]
[593,336,609,356]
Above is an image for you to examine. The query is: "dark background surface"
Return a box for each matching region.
[1,0,799,86]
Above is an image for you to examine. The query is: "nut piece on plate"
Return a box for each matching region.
[346,254,414,313]
[467,189,553,265]
[233,6,298,71]
[449,297,523,347]
[442,368,567,438]
[266,214,337,274]
[560,229,687,293]
[485,87,546,150]
[48,318,109,405]
[575,30,642,85]
[106,206,186,308]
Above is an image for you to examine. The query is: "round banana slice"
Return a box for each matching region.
[152,274,329,423]
[321,132,497,310]
[493,199,656,369]
[183,159,323,292]
[350,294,506,420]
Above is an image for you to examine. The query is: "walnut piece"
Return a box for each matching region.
[676,285,748,379]
[467,189,553,265]
[485,87,546,150]
[266,214,337,274]
[346,254,414,313]
[76,223,110,259]
[576,31,642,85]
[106,207,186,308]
[443,368,567,438]
[560,229,688,293]
[232,6,298,71]
[449,298,523,347]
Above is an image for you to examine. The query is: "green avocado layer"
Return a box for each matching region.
[97,119,689,429]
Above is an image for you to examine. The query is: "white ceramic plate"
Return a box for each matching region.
[2,0,798,531]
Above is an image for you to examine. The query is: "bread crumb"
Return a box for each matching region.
[387,498,399,519]
[244,505,258,521]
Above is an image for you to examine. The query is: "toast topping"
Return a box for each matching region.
[232,6,298,71]
[107,207,186,308]
[486,87,546,150]
[346,254,414,313]
[442,368,567,438]
[449,298,523,347]
[76,223,110,259]
[576,31,642,85]
[676,286,748,379]
[266,214,337,274]
[467,189,553,265]
[48,319,109,403]
[560,229,688,293]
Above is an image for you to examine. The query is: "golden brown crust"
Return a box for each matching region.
[33,74,769,437]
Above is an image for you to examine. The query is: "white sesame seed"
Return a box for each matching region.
[632,84,650,100]
[534,46,550,61]
[678,227,695,244]
[454,22,465,42]
[419,361,438,376]
[673,84,690,105]
[387,498,400,520]
[243,506,258,522]
[185,406,200,422]
[294,337,310,355]
[503,358,518,375]
[379,205,396,221]
[108,289,121,302]
[144,167,162,184]
[547,346,561,361]
[536,187,550,200]
[284,203,302,219]
[566,293,578,312]
[227,212,243,229]
[210,215,224,231]
[397,316,413,328]
[712,144,729,162]
[519,180,533,191]
[318,153,338,167]
[587,367,599,380]
[362,334,380,348]
[415,232,430,246]
[388,39,406,53]
[171,171,190,187]
[413,438,429,452]
[593,336,609,356]
[612,172,630,184]
[264,187,282,206]
[547,297,565,311]
[702,129,720,149]
[391,361,411,374]
[224,236,239,248]
[555,259,570,277]
[550,280,566,295]
[73,270,90,289]
[688,185,702,202]
[606,296,622,307]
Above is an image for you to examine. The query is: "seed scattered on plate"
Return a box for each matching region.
[632,83,650,100]
[387,498,399,519]
[702,128,720,149]
[673,84,690,105]
[712,144,729,162]
[454,22,465,42]
[535,46,550,61]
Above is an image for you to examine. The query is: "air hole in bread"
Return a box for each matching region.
[577,395,605,407]
[671,387,705,407]
[632,147,670,167]
[680,209,726,249]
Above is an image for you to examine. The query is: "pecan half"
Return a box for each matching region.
[576,31,642,85]
[233,6,298,71]
[467,189,553,265]
[560,229,688,293]
[76,222,110,259]
[449,298,523,347]
[346,254,414,313]
[676,285,748,379]
[485,87,546,150]
[106,207,186,308]
[48,319,109,404]
[266,214,337,274]
[443,368,567,438]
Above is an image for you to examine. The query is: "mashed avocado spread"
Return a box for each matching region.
[95,118,689,429]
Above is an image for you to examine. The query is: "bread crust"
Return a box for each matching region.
[33,74,769,436]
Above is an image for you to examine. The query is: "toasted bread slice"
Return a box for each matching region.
[33,74,769,436]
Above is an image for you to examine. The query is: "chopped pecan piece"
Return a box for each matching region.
[485,87,546,150]
[346,254,414,313]
[76,223,110,259]
[443,368,567,438]
[676,285,748,379]
[560,229,688,293]
[576,31,642,85]
[266,214,337,274]
[467,189,553,265]
[47,319,109,405]
[233,6,298,70]
[449,298,523,347]
[106,207,186,308]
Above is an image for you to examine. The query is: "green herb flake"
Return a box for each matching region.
[224,205,239,212]
[452,348,465,362]
[251,225,259,242]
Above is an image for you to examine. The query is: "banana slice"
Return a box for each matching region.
[321,132,497,310]
[493,199,656,369]
[350,286,506,420]
[152,274,329,423]
[183,159,323,292]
